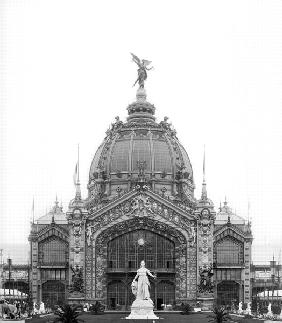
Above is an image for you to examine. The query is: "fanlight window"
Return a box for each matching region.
[215,238,243,265]
[39,236,68,265]
[107,230,175,271]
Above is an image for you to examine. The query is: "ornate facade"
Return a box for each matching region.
[29,85,253,310]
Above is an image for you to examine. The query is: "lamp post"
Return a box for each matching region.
[8,258,12,297]
[0,249,3,289]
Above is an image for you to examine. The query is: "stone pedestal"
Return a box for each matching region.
[126,299,159,320]
[68,291,85,305]
[197,294,214,311]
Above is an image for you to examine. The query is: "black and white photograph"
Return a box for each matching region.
[1,1,282,322]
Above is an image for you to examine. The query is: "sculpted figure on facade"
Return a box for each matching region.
[198,264,214,294]
[70,265,84,294]
[131,53,153,89]
[188,226,196,246]
[86,223,93,246]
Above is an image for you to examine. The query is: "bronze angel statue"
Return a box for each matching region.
[131,53,153,89]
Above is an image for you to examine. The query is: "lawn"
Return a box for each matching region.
[26,312,264,323]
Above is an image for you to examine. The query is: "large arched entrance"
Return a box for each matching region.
[106,229,176,310]
[42,281,66,308]
[217,281,239,306]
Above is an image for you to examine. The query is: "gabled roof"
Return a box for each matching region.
[36,200,67,225]
[215,201,246,225]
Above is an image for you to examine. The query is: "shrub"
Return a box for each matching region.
[251,299,258,314]
[181,303,193,315]
[259,305,268,315]
[89,301,105,315]
[208,307,231,323]
[272,305,281,315]
[53,304,84,323]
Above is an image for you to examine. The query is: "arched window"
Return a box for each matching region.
[107,230,175,271]
[39,236,68,265]
[215,238,243,265]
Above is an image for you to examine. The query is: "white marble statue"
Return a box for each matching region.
[39,301,45,314]
[126,260,159,320]
[267,302,272,316]
[246,302,251,315]
[238,301,243,314]
[132,260,156,302]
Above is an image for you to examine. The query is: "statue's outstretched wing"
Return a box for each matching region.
[131,53,141,65]
[142,59,152,67]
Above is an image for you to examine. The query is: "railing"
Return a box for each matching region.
[106,267,175,273]
[38,262,68,267]
[213,262,244,268]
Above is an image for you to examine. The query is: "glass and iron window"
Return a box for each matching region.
[42,281,66,307]
[131,140,152,172]
[215,238,243,265]
[153,140,172,172]
[110,140,130,172]
[107,230,175,271]
[39,237,68,266]
[41,269,66,281]
[215,269,241,281]
[107,278,175,310]
[217,281,239,306]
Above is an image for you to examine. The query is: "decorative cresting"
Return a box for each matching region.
[85,217,197,302]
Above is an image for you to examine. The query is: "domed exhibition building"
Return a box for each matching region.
[29,59,253,310]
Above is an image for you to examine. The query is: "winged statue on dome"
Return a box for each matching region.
[131,53,153,89]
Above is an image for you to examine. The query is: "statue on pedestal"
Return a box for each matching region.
[131,53,153,89]
[126,260,159,320]
[238,301,243,314]
[132,260,156,302]
[267,302,272,317]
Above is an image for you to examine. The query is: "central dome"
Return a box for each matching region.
[87,88,195,205]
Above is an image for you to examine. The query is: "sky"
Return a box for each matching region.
[1,0,282,264]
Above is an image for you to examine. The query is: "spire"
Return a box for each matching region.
[201,145,207,200]
[75,144,81,200]
[247,200,250,224]
[31,197,35,224]
[55,194,59,207]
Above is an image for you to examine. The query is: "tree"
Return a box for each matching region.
[53,304,84,323]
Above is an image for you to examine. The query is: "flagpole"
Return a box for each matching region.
[77,144,80,184]
[203,144,206,183]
